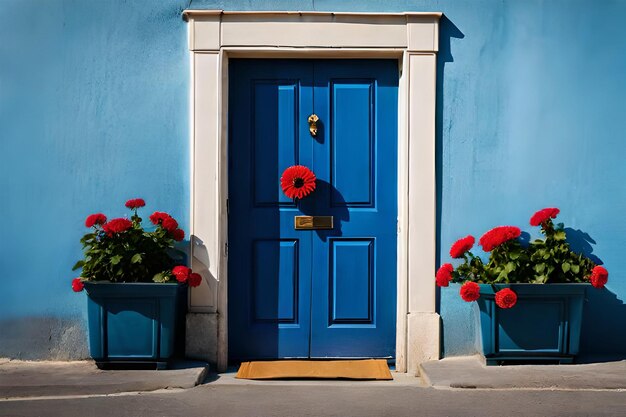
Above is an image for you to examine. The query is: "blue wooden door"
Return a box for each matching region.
[228,59,397,360]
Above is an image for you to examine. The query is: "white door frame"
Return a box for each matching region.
[184,10,441,374]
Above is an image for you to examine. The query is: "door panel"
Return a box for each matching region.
[228,59,397,360]
[229,60,313,359]
[310,60,398,357]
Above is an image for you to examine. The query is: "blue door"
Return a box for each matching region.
[228,59,397,360]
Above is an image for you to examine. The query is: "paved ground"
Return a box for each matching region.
[1,357,625,416]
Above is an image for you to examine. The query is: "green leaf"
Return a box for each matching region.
[72,260,85,271]
[554,231,566,241]
[110,255,122,265]
[505,262,516,273]
[509,251,521,260]
[534,263,545,273]
[152,272,169,283]
[571,264,580,274]
[131,253,143,264]
[562,262,571,273]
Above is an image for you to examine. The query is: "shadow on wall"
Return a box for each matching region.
[436,15,465,355]
[565,228,626,362]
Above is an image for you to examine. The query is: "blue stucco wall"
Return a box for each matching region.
[1,0,624,360]
[0,0,189,358]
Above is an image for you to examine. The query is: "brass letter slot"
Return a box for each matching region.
[294,216,334,230]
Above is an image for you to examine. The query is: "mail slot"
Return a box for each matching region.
[294,216,334,230]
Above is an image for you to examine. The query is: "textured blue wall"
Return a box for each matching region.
[0,0,189,358]
[1,0,624,359]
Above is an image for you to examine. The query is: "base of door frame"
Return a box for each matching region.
[406,312,441,375]
[185,312,219,364]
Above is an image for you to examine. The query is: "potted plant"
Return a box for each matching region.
[436,208,609,365]
[71,198,202,369]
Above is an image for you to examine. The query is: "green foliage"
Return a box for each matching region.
[451,219,596,285]
[73,210,180,283]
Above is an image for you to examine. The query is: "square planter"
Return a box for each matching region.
[85,282,187,369]
[476,283,588,365]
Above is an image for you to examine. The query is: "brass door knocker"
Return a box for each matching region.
[308,114,319,137]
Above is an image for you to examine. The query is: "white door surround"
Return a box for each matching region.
[183,10,441,374]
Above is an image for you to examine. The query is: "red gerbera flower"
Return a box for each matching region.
[85,213,107,228]
[172,265,191,283]
[495,288,518,308]
[530,207,560,227]
[479,226,521,252]
[460,281,481,302]
[436,263,454,287]
[589,265,608,289]
[102,218,133,236]
[188,273,202,287]
[162,217,178,232]
[150,211,170,225]
[280,165,316,199]
[450,235,475,258]
[172,228,185,242]
[72,278,84,292]
[125,198,146,209]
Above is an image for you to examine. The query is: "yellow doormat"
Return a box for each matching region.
[235,359,393,380]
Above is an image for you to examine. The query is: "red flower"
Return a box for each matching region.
[495,288,517,309]
[125,198,146,209]
[150,211,170,225]
[188,273,202,287]
[589,266,608,289]
[280,165,316,199]
[72,278,84,292]
[530,207,560,227]
[172,265,191,283]
[162,217,178,232]
[450,235,475,258]
[102,218,133,236]
[460,281,481,302]
[479,226,521,252]
[436,263,454,287]
[85,213,107,228]
[172,228,185,242]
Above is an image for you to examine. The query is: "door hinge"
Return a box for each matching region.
[224,242,228,257]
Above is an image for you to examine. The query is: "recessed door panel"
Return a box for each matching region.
[330,238,374,323]
[331,81,374,207]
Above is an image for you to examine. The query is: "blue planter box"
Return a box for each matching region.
[85,282,187,369]
[476,284,588,365]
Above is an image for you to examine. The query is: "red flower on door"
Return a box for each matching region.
[280,165,316,200]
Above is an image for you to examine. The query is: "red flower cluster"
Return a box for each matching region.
[530,207,560,227]
[460,281,480,302]
[450,235,475,258]
[172,228,185,242]
[280,165,316,199]
[72,278,84,292]
[149,211,170,225]
[495,288,517,308]
[162,217,178,232]
[590,266,608,289]
[85,213,107,228]
[188,273,202,287]
[102,218,133,236]
[479,226,521,252]
[436,263,454,287]
[172,265,202,287]
[149,211,183,239]
[125,198,146,210]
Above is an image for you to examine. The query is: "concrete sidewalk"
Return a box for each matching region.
[0,358,209,399]
[2,356,626,401]
[419,356,626,390]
